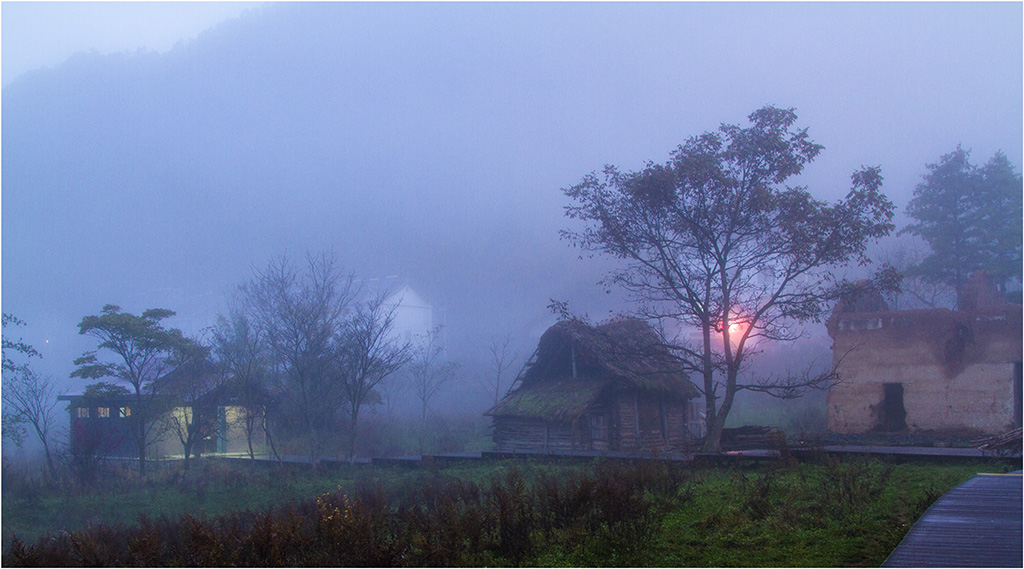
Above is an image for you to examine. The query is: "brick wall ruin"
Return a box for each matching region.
[827,306,1022,435]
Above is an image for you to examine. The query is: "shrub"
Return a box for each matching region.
[3,459,688,567]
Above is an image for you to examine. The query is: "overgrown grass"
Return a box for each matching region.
[2,454,1015,566]
[0,457,581,550]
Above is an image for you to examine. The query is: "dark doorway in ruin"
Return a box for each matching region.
[1014,362,1021,429]
[880,383,906,431]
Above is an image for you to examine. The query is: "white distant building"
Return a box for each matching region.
[382,284,437,345]
[359,278,442,351]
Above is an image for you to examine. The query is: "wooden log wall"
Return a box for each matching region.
[493,417,547,451]
[492,394,692,453]
[611,394,689,452]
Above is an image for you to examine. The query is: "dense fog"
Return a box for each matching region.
[2,2,1021,442]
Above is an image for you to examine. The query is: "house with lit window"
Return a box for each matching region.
[60,391,144,459]
[60,380,266,460]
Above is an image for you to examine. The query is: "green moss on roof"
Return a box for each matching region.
[487,318,698,422]
[520,318,697,398]
[487,379,611,422]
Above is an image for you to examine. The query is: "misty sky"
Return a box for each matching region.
[2,2,259,86]
[2,2,1021,405]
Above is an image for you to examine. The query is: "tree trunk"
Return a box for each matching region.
[703,365,740,453]
[41,439,57,481]
[183,443,192,477]
[246,426,256,461]
[245,408,258,461]
[262,415,282,464]
[305,406,320,470]
[133,388,147,477]
[701,320,719,452]
[138,440,147,477]
[348,407,360,464]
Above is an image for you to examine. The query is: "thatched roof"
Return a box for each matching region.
[487,318,696,421]
[488,379,612,422]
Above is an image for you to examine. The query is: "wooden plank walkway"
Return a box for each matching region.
[220,444,1020,470]
[883,472,1022,568]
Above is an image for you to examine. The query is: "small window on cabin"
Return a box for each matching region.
[97,407,110,418]
[119,407,131,418]
[77,407,90,418]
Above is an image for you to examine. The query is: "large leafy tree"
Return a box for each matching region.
[72,305,186,476]
[903,147,1022,307]
[976,152,1023,292]
[562,106,894,452]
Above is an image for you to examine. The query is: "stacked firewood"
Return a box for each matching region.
[720,425,781,450]
[973,428,1022,452]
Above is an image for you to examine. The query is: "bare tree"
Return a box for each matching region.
[2,366,64,479]
[242,253,355,469]
[2,313,42,447]
[561,106,894,451]
[211,304,275,462]
[159,333,228,478]
[338,294,412,461]
[872,234,956,310]
[409,326,459,425]
[482,334,518,408]
[2,313,40,373]
[378,362,407,420]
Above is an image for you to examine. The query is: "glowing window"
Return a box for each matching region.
[119,407,131,418]
[97,407,110,418]
[77,407,90,418]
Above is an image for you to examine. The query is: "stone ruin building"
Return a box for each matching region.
[827,272,1022,436]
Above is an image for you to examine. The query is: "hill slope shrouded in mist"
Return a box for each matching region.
[3,4,640,375]
[3,2,1021,399]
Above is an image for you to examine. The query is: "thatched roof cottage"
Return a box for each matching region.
[487,318,699,453]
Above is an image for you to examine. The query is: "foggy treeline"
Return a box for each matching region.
[3,252,517,477]
[2,3,1021,468]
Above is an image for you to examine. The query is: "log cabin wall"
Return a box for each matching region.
[613,395,638,450]
[665,401,690,448]
[493,417,546,451]
[609,393,688,452]
[492,417,587,451]
[492,393,690,453]
[583,402,611,451]
[546,422,576,451]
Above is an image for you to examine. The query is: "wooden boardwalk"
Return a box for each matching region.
[221,444,1020,470]
[883,472,1022,568]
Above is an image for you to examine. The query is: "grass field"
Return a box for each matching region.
[2,454,1017,566]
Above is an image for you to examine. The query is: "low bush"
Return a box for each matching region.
[3,459,688,567]
[3,455,1009,566]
